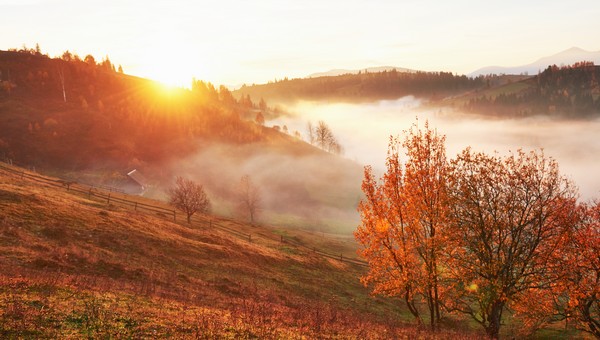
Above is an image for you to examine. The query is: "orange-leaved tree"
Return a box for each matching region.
[559,201,600,337]
[446,148,577,338]
[355,120,450,329]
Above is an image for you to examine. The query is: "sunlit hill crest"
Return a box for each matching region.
[0,48,280,168]
[0,48,364,233]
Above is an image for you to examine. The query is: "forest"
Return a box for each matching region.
[0,49,277,171]
[463,62,600,116]
[234,69,485,103]
[234,61,600,119]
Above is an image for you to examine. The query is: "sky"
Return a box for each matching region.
[2,0,599,87]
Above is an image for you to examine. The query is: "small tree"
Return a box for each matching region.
[308,120,343,154]
[255,111,265,126]
[237,175,261,224]
[307,121,315,145]
[259,97,267,111]
[168,176,210,223]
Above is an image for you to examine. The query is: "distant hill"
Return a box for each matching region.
[469,47,600,76]
[234,69,483,103]
[450,62,600,116]
[308,66,416,78]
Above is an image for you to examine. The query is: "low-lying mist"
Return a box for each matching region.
[167,97,599,235]
[167,141,363,233]
[274,97,600,200]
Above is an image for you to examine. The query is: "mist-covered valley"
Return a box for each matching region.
[273,97,600,200]
[169,97,600,235]
[165,140,363,233]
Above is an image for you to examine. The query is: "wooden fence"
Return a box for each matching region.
[0,162,368,268]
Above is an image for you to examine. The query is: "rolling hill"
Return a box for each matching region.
[0,163,484,338]
[233,69,484,104]
[447,62,600,116]
[308,66,416,78]
[0,49,363,233]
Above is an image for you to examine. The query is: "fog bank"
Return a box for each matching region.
[275,98,600,200]
[168,142,363,233]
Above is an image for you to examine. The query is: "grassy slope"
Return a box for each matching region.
[1,167,489,338]
[439,77,535,108]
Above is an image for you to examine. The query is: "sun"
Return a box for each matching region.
[144,65,191,89]
[137,43,196,89]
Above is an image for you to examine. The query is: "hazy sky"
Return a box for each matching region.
[2,0,599,86]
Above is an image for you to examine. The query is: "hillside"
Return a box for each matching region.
[308,66,416,78]
[0,49,363,233]
[447,63,600,117]
[0,164,485,338]
[233,69,484,104]
[0,49,284,170]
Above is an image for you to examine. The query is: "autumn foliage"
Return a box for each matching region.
[356,120,599,338]
[355,121,449,329]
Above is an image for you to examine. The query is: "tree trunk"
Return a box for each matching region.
[427,286,435,330]
[485,301,505,339]
[432,248,441,328]
[405,290,422,325]
[434,275,441,327]
[581,299,600,338]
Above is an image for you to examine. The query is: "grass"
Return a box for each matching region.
[1,166,590,338]
[3,168,464,338]
[440,78,535,107]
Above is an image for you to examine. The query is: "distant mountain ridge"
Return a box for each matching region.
[470,47,600,76]
[308,66,415,78]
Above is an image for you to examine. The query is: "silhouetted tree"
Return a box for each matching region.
[237,175,261,224]
[84,54,96,66]
[314,120,342,154]
[259,97,267,111]
[168,176,210,223]
[61,50,73,62]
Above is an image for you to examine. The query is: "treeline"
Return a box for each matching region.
[234,69,485,103]
[0,48,285,172]
[464,62,600,116]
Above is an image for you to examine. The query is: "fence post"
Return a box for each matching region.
[88,187,92,198]
[107,193,111,204]
[248,234,252,243]
[340,254,343,261]
[134,202,137,211]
